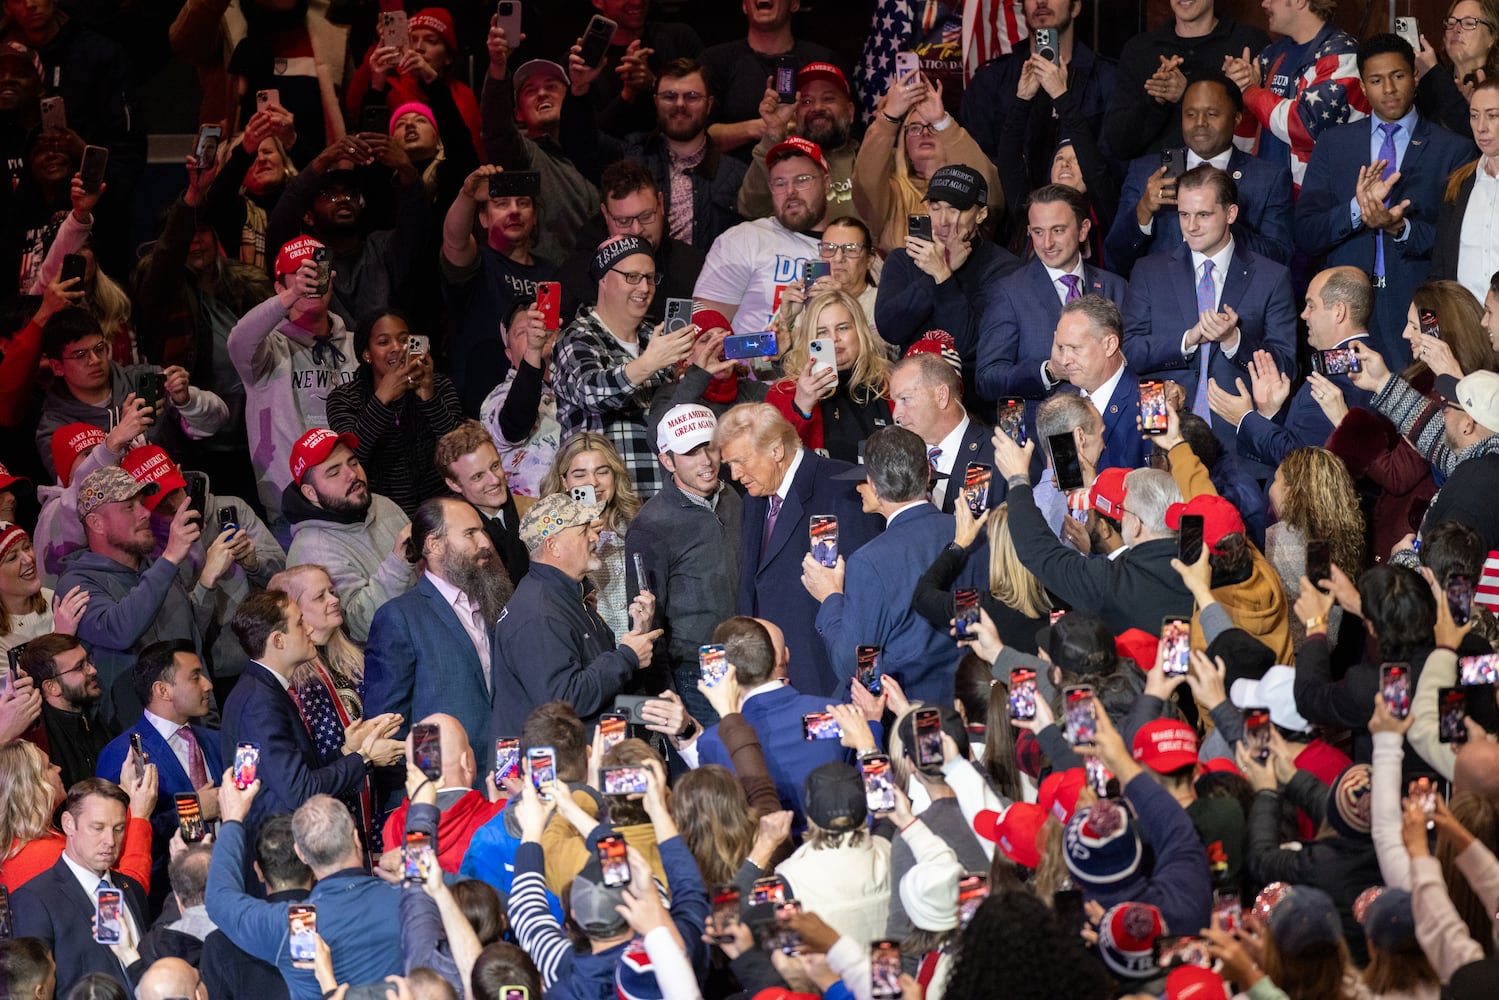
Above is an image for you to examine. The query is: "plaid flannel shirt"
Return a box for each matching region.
[552,307,672,497]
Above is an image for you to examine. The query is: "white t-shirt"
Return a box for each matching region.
[693,218,820,338]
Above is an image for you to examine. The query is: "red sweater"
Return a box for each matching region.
[380,790,504,872]
[2,817,155,891]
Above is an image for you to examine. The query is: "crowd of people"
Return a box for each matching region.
[6,0,1499,998]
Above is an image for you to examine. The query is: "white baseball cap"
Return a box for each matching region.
[656,404,717,454]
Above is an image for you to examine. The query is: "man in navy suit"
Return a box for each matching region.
[1215,266,1378,468]
[1296,33,1476,366]
[366,497,508,784]
[221,590,404,844]
[1106,75,1294,276]
[975,184,1127,434]
[96,640,222,913]
[14,779,150,998]
[889,354,1000,516]
[1124,165,1298,468]
[1050,296,1147,473]
[803,426,977,704]
[717,403,881,697]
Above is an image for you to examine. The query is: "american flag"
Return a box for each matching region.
[1478,551,1499,612]
[857,0,1026,122]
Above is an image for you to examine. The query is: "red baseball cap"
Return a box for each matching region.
[274,236,326,278]
[1115,628,1160,675]
[122,445,187,512]
[1132,719,1200,773]
[1165,494,1246,553]
[1038,768,1086,824]
[50,423,106,488]
[1089,467,1129,520]
[0,462,27,492]
[692,308,733,334]
[796,61,849,97]
[1166,964,1230,1000]
[973,802,1045,868]
[1199,756,1243,777]
[290,428,359,485]
[766,136,828,173]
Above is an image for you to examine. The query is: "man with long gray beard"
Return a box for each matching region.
[365,497,512,781]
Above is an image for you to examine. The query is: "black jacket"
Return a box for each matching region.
[200,888,308,1000]
[1430,164,1476,286]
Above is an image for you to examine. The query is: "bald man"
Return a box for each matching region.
[379,714,504,873]
[137,959,206,1000]
[1455,740,1499,804]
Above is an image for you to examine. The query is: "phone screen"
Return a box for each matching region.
[403,831,434,883]
[1381,663,1411,719]
[959,874,991,927]
[775,55,797,101]
[412,723,441,780]
[809,514,838,567]
[1243,708,1272,761]
[1160,619,1190,677]
[914,707,944,767]
[962,463,992,516]
[953,589,981,639]
[1439,687,1469,743]
[288,904,317,963]
[1139,380,1169,434]
[1462,653,1499,686]
[1155,935,1214,969]
[710,885,741,943]
[494,738,521,784]
[860,754,896,813]
[775,900,804,954]
[1009,668,1037,722]
[855,645,882,694]
[233,742,259,789]
[801,712,842,741]
[94,887,122,943]
[175,794,205,842]
[1408,775,1438,828]
[1177,513,1204,564]
[871,941,902,1000]
[598,835,630,887]
[527,747,556,801]
[1047,432,1084,492]
[1212,890,1242,933]
[1448,574,1474,626]
[1063,686,1096,746]
[997,400,1027,446]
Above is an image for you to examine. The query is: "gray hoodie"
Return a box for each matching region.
[283,485,413,643]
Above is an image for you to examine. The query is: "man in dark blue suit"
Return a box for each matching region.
[804,426,979,705]
[717,403,881,697]
[1106,76,1294,277]
[1123,165,1298,468]
[366,497,505,784]
[1216,266,1378,468]
[14,779,150,998]
[1295,33,1476,366]
[96,640,223,912]
[1050,296,1147,473]
[888,354,1000,516]
[221,590,404,844]
[975,185,1127,434]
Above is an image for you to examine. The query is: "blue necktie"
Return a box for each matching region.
[1373,121,1400,283]
[1059,273,1082,302]
[1192,260,1215,420]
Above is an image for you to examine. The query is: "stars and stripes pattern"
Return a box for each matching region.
[857,0,916,123]
[1477,551,1499,612]
[857,0,1026,122]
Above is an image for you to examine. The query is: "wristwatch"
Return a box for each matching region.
[1304,615,1326,630]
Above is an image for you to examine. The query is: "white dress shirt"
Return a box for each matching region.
[775,447,807,500]
[1139,148,1233,235]
[143,709,196,780]
[1458,158,1499,303]
[929,416,970,510]
[426,570,492,690]
[1181,239,1241,358]
[1044,260,1088,306]
[1080,360,1127,415]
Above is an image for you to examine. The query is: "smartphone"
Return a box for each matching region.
[406,334,429,357]
[129,732,149,782]
[1155,935,1214,970]
[664,297,693,334]
[1448,574,1474,626]
[60,252,87,287]
[39,95,65,132]
[997,399,1027,446]
[774,54,798,103]
[1311,346,1362,376]
[1439,686,1469,743]
[953,588,981,639]
[175,793,205,843]
[871,940,902,1000]
[801,711,842,741]
[94,886,122,944]
[1160,147,1188,181]
[597,834,630,888]
[959,874,990,927]
[568,484,597,506]
[894,52,920,84]
[859,753,896,813]
[218,505,239,533]
[774,899,804,954]
[311,246,331,297]
[1009,667,1037,722]
[1178,513,1205,564]
[710,885,741,944]
[1395,16,1420,51]
[233,742,259,789]
[256,88,280,112]
[494,737,521,784]
[527,746,556,801]
[1461,653,1499,685]
[357,104,389,136]
[288,904,317,964]
[855,645,882,695]
[0,885,11,940]
[1420,309,1441,340]
[495,0,523,40]
[1382,662,1412,719]
[1033,27,1059,63]
[914,705,944,767]
[4,642,23,692]
[962,463,992,516]
[907,213,933,242]
[599,713,629,756]
[1140,380,1169,434]
[1243,707,1272,762]
[403,830,434,883]
[1085,756,1112,797]
[1213,890,1242,934]
[1409,775,1438,829]
[749,876,786,907]
[134,371,165,412]
[412,722,442,780]
[1047,432,1084,492]
[808,336,837,382]
[194,125,223,170]
[579,14,617,68]
[722,332,778,360]
[182,470,208,520]
[600,765,650,796]
[502,990,529,1000]
[535,281,560,331]
[1305,539,1332,591]
[809,514,838,568]
[1160,618,1191,677]
[78,144,108,194]
[379,10,409,49]
[801,260,831,292]
[1063,685,1097,746]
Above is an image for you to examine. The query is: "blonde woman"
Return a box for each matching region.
[267,565,366,761]
[203,108,298,270]
[768,290,892,463]
[540,433,641,640]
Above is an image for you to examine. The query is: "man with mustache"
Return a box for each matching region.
[737,61,859,223]
[282,428,414,643]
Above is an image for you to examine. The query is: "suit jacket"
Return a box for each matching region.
[1084,366,1147,473]
[475,499,530,582]
[1296,114,1475,364]
[219,663,369,840]
[365,575,494,783]
[815,503,978,705]
[936,419,1004,516]
[737,451,883,697]
[13,858,148,998]
[1123,242,1298,460]
[97,718,223,910]
[1430,165,1477,288]
[1236,336,1376,468]
[1105,148,1295,276]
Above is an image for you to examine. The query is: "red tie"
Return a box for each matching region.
[177,725,208,789]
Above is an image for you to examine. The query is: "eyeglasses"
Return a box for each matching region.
[656,90,705,104]
[819,241,867,258]
[608,207,659,229]
[610,268,663,286]
[904,122,937,138]
[315,188,362,203]
[770,173,820,193]
[1445,16,1496,31]
[61,342,109,362]
[51,655,94,679]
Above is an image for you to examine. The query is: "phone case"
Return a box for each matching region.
[579,15,616,67]
[536,282,560,331]
[495,0,523,39]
